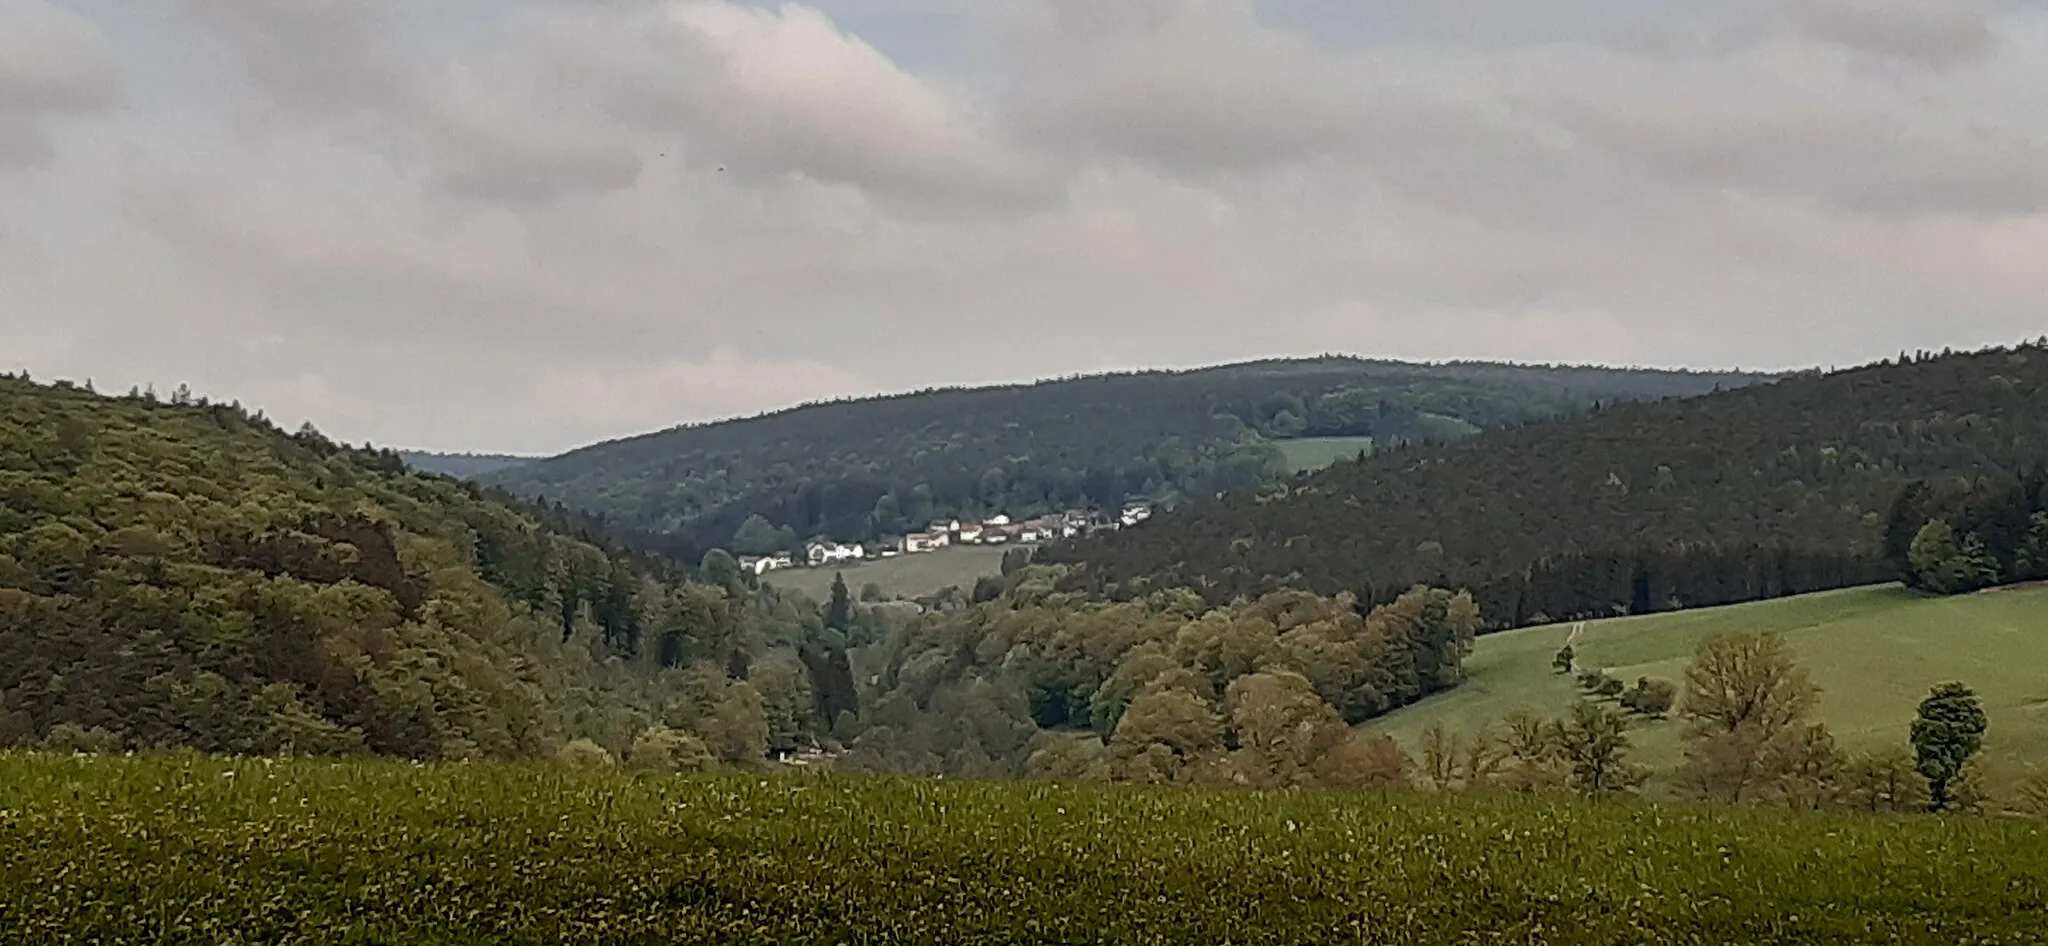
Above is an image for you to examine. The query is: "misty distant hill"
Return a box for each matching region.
[481,357,1772,550]
[399,452,532,479]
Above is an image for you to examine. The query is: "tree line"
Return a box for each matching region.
[1044,343,2048,628]
[480,357,1766,549]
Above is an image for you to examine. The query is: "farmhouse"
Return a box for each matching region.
[738,554,795,577]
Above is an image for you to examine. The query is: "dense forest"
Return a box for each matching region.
[833,565,1479,786]
[1888,470,2048,595]
[482,358,1767,549]
[1043,343,2048,627]
[0,375,840,763]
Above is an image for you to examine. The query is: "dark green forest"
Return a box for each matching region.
[1043,344,2048,627]
[481,358,1767,549]
[0,375,834,763]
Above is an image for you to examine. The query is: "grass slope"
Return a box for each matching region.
[1273,436,1375,473]
[766,545,1012,601]
[7,753,2046,945]
[1371,584,2048,787]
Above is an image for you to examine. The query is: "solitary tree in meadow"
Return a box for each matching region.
[1680,633,1819,803]
[1681,632,1817,737]
[1911,682,1988,812]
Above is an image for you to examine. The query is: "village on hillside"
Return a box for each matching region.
[737,503,1154,577]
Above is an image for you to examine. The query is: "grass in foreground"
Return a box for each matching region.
[765,544,1012,601]
[1372,584,2048,790]
[4,753,2046,944]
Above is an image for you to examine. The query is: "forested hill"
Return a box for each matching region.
[482,357,1768,549]
[0,375,841,763]
[1040,343,2048,627]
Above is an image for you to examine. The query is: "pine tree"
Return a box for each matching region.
[825,572,853,632]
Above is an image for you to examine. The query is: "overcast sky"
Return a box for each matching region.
[4,0,2046,453]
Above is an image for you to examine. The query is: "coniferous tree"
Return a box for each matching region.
[825,572,853,632]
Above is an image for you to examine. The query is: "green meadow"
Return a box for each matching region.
[1372,584,2048,790]
[764,544,1013,601]
[1273,436,1376,473]
[4,752,2045,944]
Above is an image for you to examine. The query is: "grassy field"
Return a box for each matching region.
[1273,436,1375,473]
[5,753,2046,944]
[1371,584,2048,790]
[765,545,1012,601]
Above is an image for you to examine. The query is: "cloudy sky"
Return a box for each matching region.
[4,0,2046,453]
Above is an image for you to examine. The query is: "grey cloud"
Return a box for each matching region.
[176,0,644,203]
[1004,0,1376,173]
[175,0,412,117]
[524,2,1054,215]
[0,0,121,167]
[0,0,121,110]
[1778,0,1995,68]
[1522,43,2048,217]
[8,0,2048,453]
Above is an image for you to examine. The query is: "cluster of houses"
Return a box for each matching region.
[736,503,1154,577]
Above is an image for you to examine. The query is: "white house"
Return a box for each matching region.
[806,541,865,567]
[739,554,793,577]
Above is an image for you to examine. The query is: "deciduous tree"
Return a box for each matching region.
[1912,682,1988,812]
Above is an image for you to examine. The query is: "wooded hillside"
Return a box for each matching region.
[483,358,1766,549]
[1043,344,2048,626]
[0,376,837,762]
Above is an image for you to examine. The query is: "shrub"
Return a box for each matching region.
[41,723,124,755]
[554,739,617,769]
[629,726,715,773]
[1621,678,1676,717]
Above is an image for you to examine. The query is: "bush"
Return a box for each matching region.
[41,723,125,755]
[1621,678,1676,717]
[553,739,617,769]
[629,726,715,773]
